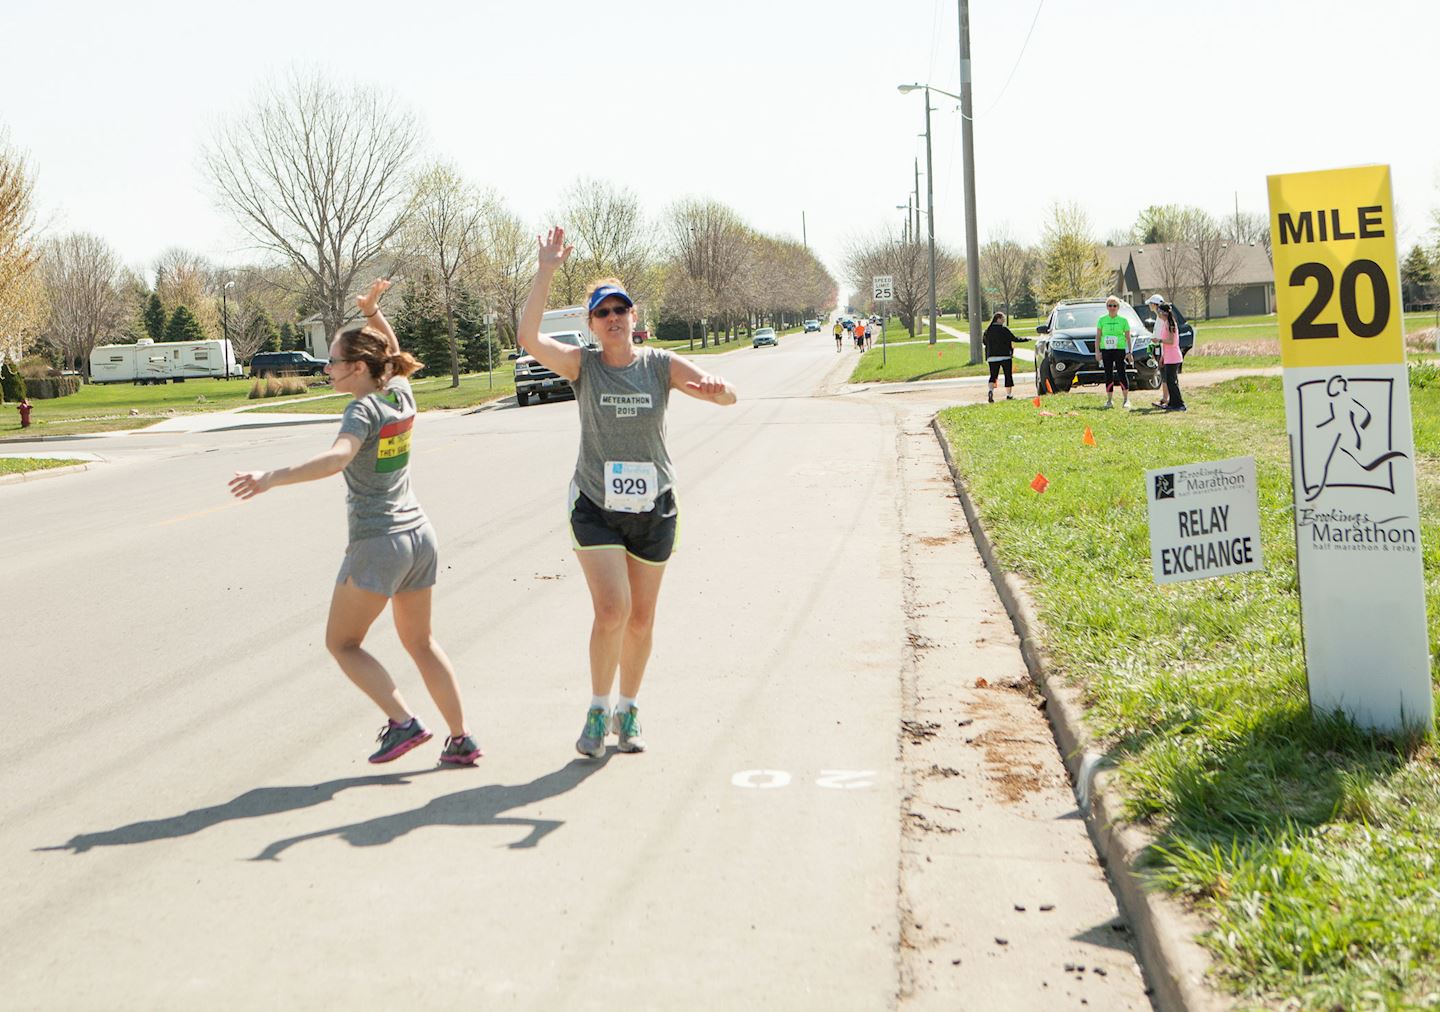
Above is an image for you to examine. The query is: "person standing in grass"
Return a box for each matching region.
[519,227,737,760]
[982,311,1028,402]
[1149,298,1186,412]
[1094,297,1133,409]
[227,279,481,767]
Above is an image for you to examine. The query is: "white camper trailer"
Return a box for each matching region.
[90,338,241,384]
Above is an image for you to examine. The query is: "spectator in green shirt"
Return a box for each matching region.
[1094,298,1133,409]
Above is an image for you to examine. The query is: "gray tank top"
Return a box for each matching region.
[571,346,675,508]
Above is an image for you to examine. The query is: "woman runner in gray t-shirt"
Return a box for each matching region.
[519,227,737,759]
[228,279,480,767]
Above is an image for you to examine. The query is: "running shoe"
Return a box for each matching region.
[986,389,993,403]
[369,718,432,764]
[614,707,647,754]
[440,733,483,766]
[576,707,610,758]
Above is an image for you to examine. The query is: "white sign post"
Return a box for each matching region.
[872,275,893,301]
[1146,456,1265,584]
[1268,164,1432,734]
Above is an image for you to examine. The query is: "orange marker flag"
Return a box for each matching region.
[1032,396,1042,408]
[1030,473,1049,493]
[1083,426,1097,446]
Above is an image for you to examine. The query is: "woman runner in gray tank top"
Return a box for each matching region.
[228,279,480,767]
[518,227,737,759]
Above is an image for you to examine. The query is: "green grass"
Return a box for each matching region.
[247,371,516,415]
[850,332,989,383]
[0,456,76,475]
[936,375,1440,1008]
[648,334,752,356]
[0,378,324,437]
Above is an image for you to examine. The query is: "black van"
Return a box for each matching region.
[250,351,329,378]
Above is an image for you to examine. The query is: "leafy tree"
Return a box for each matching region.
[143,293,166,341]
[1034,203,1111,309]
[163,305,207,343]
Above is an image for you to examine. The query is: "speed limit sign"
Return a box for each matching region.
[872,275,894,301]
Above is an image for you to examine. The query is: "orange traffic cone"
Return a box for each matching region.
[1032,396,1042,407]
[1083,426,1097,447]
[1030,473,1049,493]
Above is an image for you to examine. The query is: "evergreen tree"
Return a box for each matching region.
[164,305,208,343]
[1400,244,1435,309]
[277,321,295,352]
[143,293,166,341]
[391,277,447,376]
[255,311,281,353]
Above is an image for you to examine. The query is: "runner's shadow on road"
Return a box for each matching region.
[251,754,613,861]
[36,770,443,855]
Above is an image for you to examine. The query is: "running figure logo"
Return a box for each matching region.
[1296,375,1408,502]
[1153,473,1176,500]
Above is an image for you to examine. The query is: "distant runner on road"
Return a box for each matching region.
[227,279,481,767]
[519,227,738,759]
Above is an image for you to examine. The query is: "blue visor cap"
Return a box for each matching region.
[587,285,634,313]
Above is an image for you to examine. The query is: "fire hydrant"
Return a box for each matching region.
[17,399,31,428]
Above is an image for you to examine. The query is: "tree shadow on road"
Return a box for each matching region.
[36,770,443,855]
[252,755,613,861]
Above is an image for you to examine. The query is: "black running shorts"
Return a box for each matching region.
[569,484,679,566]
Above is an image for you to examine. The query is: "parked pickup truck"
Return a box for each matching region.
[514,330,595,407]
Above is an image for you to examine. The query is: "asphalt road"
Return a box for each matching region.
[1,332,1148,1010]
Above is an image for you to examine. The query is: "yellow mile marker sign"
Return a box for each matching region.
[1268,164,1432,732]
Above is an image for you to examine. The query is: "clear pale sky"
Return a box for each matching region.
[6,0,1438,287]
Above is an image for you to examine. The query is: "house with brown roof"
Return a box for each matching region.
[1107,242,1275,318]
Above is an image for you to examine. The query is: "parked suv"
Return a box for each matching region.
[514,331,595,407]
[250,351,328,378]
[1034,299,1161,395]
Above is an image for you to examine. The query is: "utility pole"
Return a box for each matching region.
[959,0,983,364]
[924,89,938,346]
[913,159,921,243]
[802,210,808,248]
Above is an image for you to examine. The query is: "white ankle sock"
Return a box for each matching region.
[616,696,638,713]
[591,695,612,712]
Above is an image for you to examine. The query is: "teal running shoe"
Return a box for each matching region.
[440,733,483,766]
[369,718,431,764]
[614,707,646,754]
[576,707,609,758]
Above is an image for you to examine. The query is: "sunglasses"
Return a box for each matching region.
[591,305,631,319]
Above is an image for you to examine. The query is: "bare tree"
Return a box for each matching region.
[1226,210,1271,258]
[552,179,658,307]
[844,230,950,340]
[152,247,220,335]
[40,233,125,375]
[0,135,43,363]
[475,206,536,345]
[401,162,489,386]
[222,263,304,362]
[980,227,1034,318]
[1151,241,1193,310]
[665,199,751,345]
[203,71,419,338]
[1187,214,1240,319]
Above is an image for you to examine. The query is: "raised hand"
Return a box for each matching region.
[228,470,274,500]
[537,227,574,271]
[357,278,391,318]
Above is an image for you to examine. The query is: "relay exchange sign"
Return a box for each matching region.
[1268,163,1432,733]
[1146,456,1263,585]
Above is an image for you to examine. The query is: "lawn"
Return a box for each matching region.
[0,377,324,438]
[849,317,990,383]
[0,457,76,475]
[936,369,1440,1008]
[247,371,516,415]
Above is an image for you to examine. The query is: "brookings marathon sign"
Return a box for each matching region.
[1268,163,1432,734]
[1146,457,1264,584]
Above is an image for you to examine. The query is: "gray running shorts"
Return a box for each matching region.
[336,523,439,597]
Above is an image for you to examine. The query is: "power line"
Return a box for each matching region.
[961,0,1046,121]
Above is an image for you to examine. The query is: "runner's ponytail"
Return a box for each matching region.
[336,327,424,381]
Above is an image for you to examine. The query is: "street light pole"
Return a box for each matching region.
[222,280,235,380]
[923,88,938,346]
[958,0,983,363]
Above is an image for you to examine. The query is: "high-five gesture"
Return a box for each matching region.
[357,278,391,318]
[537,227,574,271]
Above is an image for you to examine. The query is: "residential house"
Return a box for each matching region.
[1107,241,1275,318]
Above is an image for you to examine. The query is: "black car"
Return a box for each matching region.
[250,351,329,378]
[1033,299,1163,395]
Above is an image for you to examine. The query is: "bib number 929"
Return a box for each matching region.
[1289,259,1390,340]
[612,475,647,497]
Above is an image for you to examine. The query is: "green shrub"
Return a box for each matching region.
[24,376,81,400]
[1409,360,1440,390]
[0,359,24,403]
[651,317,693,341]
[17,355,57,379]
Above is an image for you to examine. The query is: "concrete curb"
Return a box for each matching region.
[0,462,93,486]
[928,414,1228,1012]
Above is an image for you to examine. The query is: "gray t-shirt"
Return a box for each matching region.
[338,376,426,542]
[571,346,675,508]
